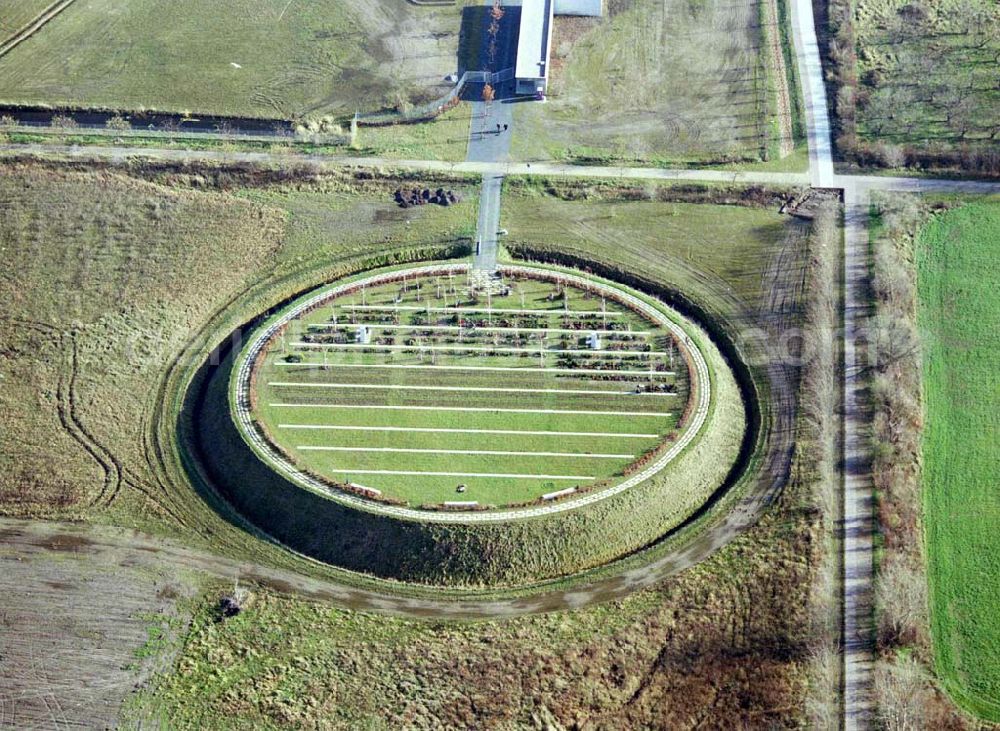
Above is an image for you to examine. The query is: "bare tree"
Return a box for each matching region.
[876,557,928,648]
[874,656,930,730]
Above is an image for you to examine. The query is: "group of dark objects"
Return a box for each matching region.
[394,187,463,208]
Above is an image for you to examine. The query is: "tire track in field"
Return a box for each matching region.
[61,330,190,523]
[0,0,78,59]
[0,317,197,522]
[61,333,125,508]
[0,317,119,507]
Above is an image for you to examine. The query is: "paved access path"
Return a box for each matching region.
[784,0,874,721]
[0,143,811,185]
[467,99,514,271]
[789,0,834,187]
[474,172,503,270]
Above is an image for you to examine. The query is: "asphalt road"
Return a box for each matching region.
[0,143,812,185]
[786,0,874,720]
[466,100,514,164]
[789,0,835,187]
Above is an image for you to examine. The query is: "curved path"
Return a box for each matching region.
[233,263,713,523]
[0,452,778,619]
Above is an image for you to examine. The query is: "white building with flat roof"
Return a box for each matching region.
[514,0,603,96]
[553,0,603,15]
[515,0,554,96]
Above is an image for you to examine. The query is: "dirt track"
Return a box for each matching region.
[0,0,77,59]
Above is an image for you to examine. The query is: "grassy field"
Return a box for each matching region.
[0,0,55,45]
[916,198,1000,721]
[251,273,688,506]
[0,0,468,120]
[827,0,1000,170]
[510,0,774,166]
[354,103,473,162]
[0,162,477,522]
[499,178,808,320]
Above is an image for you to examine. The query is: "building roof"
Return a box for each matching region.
[515,0,553,81]
[553,0,603,16]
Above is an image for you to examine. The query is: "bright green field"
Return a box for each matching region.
[0,0,467,119]
[917,199,1000,721]
[252,273,690,506]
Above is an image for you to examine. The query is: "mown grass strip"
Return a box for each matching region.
[268,382,674,397]
[320,469,595,480]
[297,446,636,458]
[273,362,676,376]
[309,323,651,335]
[294,342,669,356]
[278,424,659,438]
[269,403,669,418]
[339,305,626,316]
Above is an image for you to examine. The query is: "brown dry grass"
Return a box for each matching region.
[0,160,476,530]
[868,192,973,730]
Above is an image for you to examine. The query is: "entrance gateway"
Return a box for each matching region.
[514,0,603,96]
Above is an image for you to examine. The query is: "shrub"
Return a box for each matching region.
[105,115,131,132]
[51,114,78,129]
